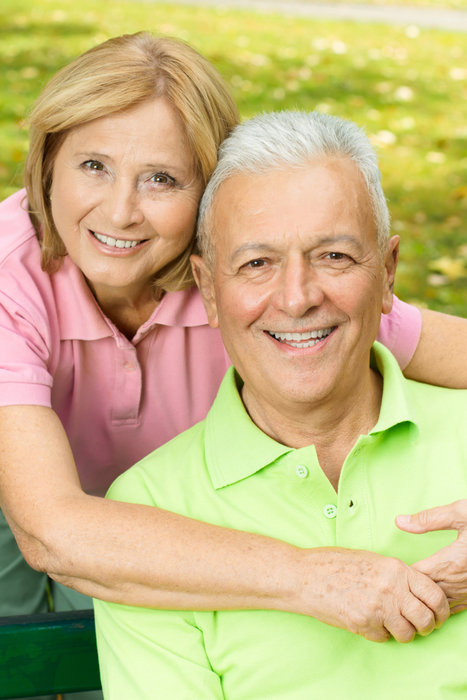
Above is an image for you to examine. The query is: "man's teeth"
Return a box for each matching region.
[92,232,140,248]
[269,328,333,348]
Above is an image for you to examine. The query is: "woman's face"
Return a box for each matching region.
[50,98,203,304]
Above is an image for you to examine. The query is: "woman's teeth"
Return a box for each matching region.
[269,327,333,348]
[92,231,140,248]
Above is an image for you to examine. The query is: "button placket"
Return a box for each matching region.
[111,344,142,423]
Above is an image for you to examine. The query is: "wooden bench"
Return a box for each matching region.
[0,610,101,698]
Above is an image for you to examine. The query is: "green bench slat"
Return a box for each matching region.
[0,610,101,698]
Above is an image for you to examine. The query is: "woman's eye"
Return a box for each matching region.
[150,172,175,185]
[82,160,105,171]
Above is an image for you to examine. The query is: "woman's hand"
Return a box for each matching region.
[396,500,467,613]
[289,547,449,642]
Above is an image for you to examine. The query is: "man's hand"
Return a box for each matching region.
[295,547,449,643]
[396,499,467,613]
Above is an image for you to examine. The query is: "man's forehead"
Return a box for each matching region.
[210,159,373,252]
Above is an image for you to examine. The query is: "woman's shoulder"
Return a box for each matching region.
[0,189,40,264]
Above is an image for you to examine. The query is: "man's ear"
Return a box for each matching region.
[381,235,400,315]
[190,254,219,328]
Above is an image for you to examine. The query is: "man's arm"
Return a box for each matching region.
[94,601,224,700]
[403,308,467,388]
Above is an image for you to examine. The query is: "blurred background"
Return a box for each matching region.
[1,0,466,314]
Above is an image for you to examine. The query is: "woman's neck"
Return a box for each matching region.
[89,281,163,339]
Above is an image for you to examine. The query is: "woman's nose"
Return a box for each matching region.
[106,181,145,230]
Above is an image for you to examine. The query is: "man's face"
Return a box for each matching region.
[193,157,398,419]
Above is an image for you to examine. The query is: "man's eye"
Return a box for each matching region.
[82,160,105,171]
[246,259,267,268]
[150,172,175,185]
[326,252,353,263]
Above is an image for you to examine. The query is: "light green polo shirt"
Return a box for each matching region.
[94,343,467,700]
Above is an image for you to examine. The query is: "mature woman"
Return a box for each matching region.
[0,30,466,651]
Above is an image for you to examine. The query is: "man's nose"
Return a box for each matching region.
[273,257,324,317]
[106,181,145,229]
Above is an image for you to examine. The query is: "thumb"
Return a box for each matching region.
[396,501,464,534]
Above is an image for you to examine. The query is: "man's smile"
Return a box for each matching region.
[267,327,335,348]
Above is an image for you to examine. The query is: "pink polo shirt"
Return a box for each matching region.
[0,190,421,495]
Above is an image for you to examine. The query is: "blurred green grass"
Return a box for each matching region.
[1,0,466,314]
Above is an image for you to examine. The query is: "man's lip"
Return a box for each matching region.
[264,326,337,349]
[267,326,336,340]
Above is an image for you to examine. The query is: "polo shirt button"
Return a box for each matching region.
[295,465,309,478]
[123,362,135,371]
[323,504,337,519]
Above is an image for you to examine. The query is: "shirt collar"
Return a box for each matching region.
[369,341,418,435]
[205,369,293,489]
[52,257,209,342]
[205,343,418,490]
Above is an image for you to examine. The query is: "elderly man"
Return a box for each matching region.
[94,111,467,699]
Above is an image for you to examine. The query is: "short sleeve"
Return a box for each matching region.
[98,465,224,699]
[94,599,224,700]
[377,296,422,369]
[0,290,53,406]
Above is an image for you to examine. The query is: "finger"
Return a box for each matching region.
[450,604,467,615]
[396,500,466,534]
[384,615,416,644]
[409,573,450,627]
[411,549,453,578]
[400,597,436,637]
[362,627,391,643]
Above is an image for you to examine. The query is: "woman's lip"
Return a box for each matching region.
[90,229,148,248]
[88,229,150,253]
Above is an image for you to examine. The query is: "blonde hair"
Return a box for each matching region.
[24,32,239,289]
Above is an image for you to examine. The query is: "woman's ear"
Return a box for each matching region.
[381,235,400,315]
[190,255,219,328]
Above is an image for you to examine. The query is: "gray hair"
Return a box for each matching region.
[197,110,390,265]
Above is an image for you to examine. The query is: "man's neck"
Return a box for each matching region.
[241,369,383,492]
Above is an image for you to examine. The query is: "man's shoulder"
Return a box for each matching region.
[406,378,467,428]
[106,420,209,506]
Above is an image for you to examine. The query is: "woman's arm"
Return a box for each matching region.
[403,308,467,388]
[0,404,447,642]
[0,405,299,609]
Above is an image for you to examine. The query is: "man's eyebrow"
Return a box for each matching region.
[230,243,275,262]
[316,235,364,252]
[230,235,364,262]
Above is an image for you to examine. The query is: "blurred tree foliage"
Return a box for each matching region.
[1,0,465,313]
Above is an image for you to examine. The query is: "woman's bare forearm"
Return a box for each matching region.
[40,494,303,609]
[404,308,467,388]
[0,405,301,611]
